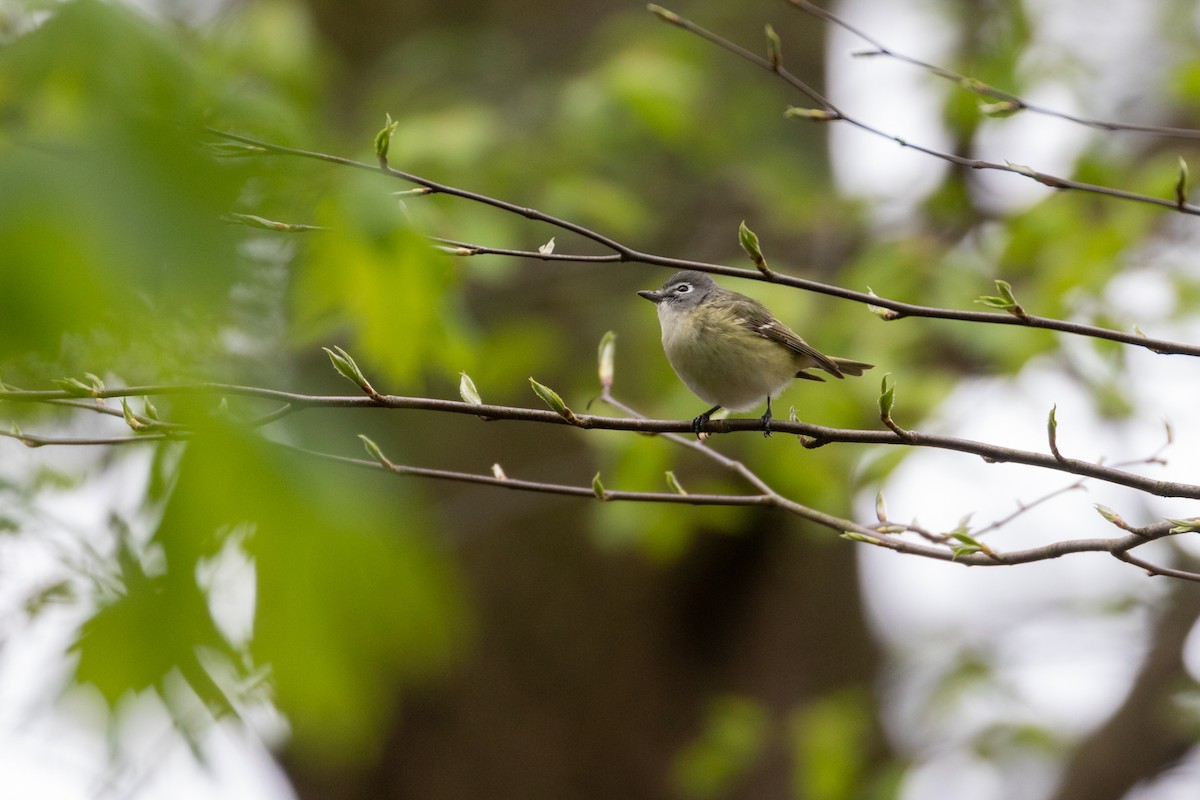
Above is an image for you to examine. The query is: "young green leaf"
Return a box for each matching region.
[374,113,399,164]
[597,331,617,391]
[1167,517,1200,534]
[784,106,839,121]
[120,398,144,431]
[665,471,687,495]
[738,220,771,276]
[459,372,482,405]
[358,434,394,469]
[865,286,900,320]
[530,377,576,422]
[592,472,607,500]
[978,100,1023,118]
[323,346,377,397]
[878,373,895,419]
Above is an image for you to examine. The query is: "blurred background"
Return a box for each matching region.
[2,0,1200,798]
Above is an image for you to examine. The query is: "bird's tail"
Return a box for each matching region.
[830,357,874,377]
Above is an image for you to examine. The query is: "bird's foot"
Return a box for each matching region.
[760,399,773,438]
[692,405,721,439]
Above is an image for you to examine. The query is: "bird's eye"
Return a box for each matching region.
[674,283,692,294]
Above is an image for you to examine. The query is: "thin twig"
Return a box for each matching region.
[785,0,1200,141]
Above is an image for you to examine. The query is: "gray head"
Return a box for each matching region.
[637,271,719,310]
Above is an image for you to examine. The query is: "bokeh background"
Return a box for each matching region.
[3,0,1200,798]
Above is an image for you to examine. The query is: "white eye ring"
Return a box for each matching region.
[674,284,692,294]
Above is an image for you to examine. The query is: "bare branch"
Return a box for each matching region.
[651,6,1200,218]
[4,382,1198,499]
[784,0,1200,141]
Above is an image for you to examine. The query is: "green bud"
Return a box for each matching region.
[323,346,377,396]
[597,331,617,391]
[738,220,771,276]
[665,470,687,495]
[646,4,681,24]
[765,24,782,69]
[143,398,160,421]
[459,372,482,405]
[865,286,900,321]
[358,434,394,469]
[878,373,895,419]
[530,377,576,422]
[841,532,883,545]
[55,374,104,397]
[978,100,1023,118]
[374,113,400,165]
[874,490,887,523]
[224,213,323,233]
[121,398,144,431]
[592,472,607,500]
[1094,504,1124,526]
[784,106,839,121]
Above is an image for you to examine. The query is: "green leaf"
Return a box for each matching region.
[665,470,687,495]
[54,374,104,397]
[841,532,882,545]
[1167,517,1200,534]
[224,212,323,233]
[592,472,607,501]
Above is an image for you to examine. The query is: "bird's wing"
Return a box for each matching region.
[731,297,845,378]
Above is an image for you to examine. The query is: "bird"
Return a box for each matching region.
[638,270,873,435]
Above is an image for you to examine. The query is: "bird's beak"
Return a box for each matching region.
[637,289,663,304]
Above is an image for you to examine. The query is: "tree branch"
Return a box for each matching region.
[206,128,1200,358]
[3,382,1197,499]
[650,5,1200,218]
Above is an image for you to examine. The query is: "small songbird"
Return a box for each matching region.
[638,270,873,435]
